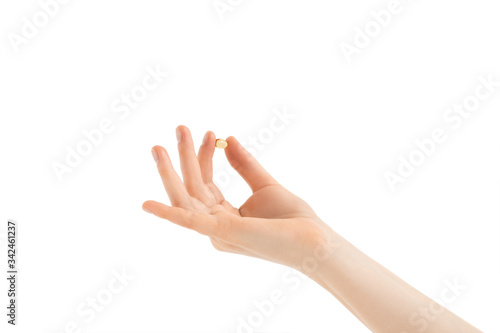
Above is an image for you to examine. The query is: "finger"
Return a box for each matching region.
[207,182,225,204]
[198,131,226,203]
[224,136,279,192]
[143,200,218,236]
[176,125,209,200]
[198,131,216,183]
[152,145,190,207]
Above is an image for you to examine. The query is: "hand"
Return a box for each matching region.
[142,125,337,273]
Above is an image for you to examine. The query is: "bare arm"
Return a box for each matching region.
[142,125,480,333]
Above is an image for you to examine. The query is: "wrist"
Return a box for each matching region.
[296,227,349,286]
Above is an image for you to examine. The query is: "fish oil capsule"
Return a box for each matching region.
[215,139,228,149]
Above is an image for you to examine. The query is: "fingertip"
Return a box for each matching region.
[142,201,155,214]
[225,136,239,151]
[152,145,170,164]
[152,145,166,154]
[202,131,215,146]
[176,124,188,132]
[151,144,162,153]
[225,136,248,159]
[177,124,191,137]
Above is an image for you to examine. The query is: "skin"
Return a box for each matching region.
[143,125,481,333]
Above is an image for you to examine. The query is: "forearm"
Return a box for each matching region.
[308,231,480,333]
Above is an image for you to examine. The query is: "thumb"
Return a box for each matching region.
[224,136,279,192]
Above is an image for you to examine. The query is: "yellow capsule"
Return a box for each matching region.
[215,139,228,149]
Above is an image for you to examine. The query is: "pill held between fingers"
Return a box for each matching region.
[215,139,228,149]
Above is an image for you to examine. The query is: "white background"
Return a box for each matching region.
[1,0,499,332]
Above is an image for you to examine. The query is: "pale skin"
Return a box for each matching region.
[142,125,481,333]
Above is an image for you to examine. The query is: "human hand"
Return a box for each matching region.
[143,125,337,274]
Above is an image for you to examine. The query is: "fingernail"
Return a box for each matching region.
[202,132,209,145]
[176,127,182,143]
[143,206,153,214]
[151,148,159,164]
